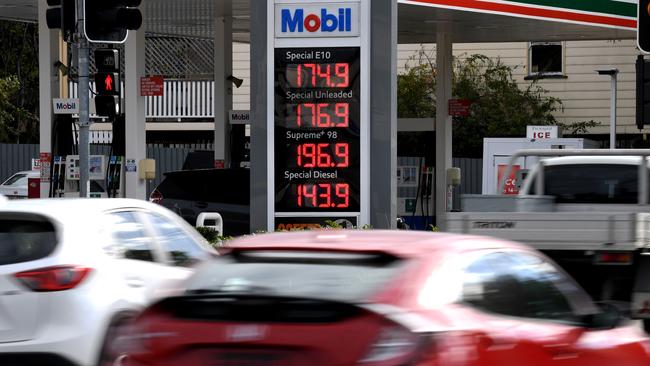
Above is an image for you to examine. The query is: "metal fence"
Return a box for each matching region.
[0,143,192,196]
[69,80,214,120]
[1,143,483,197]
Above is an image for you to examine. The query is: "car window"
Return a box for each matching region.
[528,164,638,203]
[108,211,156,262]
[184,251,407,303]
[461,251,595,323]
[0,214,57,265]
[143,212,210,267]
[2,174,28,187]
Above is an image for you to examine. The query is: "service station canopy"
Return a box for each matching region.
[0,0,636,43]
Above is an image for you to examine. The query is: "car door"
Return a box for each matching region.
[461,249,649,365]
[456,252,596,366]
[502,251,650,365]
[139,211,214,294]
[104,210,174,305]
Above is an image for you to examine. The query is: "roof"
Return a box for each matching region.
[0,0,634,43]
[541,155,645,166]
[227,230,526,258]
[0,198,165,223]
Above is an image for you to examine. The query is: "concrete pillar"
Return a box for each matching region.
[214,16,233,168]
[250,0,268,232]
[38,0,60,198]
[435,28,453,230]
[124,26,147,199]
[370,0,398,229]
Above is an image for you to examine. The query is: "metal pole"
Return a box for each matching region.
[611,72,618,149]
[77,0,90,197]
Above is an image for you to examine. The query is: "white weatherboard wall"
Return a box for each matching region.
[235,40,640,135]
[397,40,640,135]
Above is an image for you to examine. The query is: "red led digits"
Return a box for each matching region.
[293,103,349,128]
[295,63,350,88]
[297,183,350,208]
[295,143,349,168]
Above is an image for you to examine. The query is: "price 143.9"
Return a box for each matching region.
[297,183,350,208]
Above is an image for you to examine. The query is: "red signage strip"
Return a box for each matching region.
[140,76,164,97]
[402,0,636,29]
[449,99,472,117]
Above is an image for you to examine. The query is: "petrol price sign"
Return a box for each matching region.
[274,47,361,213]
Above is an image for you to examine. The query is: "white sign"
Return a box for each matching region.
[125,159,137,173]
[229,110,250,125]
[275,2,360,38]
[527,125,559,140]
[52,98,80,114]
[31,158,41,170]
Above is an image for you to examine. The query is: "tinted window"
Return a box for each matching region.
[186,251,406,303]
[462,252,591,323]
[529,164,638,203]
[157,169,249,204]
[2,174,28,187]
[109,211,156,262]
[144,212,210,267]
[0,215,57,265]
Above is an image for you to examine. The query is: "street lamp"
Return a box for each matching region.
[596,68,619,149]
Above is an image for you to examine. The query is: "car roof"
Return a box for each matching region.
[226,230,526,258]
[541,155,642,166]
[0,198,167,222]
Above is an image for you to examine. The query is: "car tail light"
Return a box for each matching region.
[595,252,633,265]
[359,324,422,365]
[149,189,163,204]
[14,265,93,292]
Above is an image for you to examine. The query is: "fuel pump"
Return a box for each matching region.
[106,156,125,198]
[397,157,435,230]
[63,155,108,198]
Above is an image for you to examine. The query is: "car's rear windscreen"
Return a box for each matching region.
[0,214,57,265]
[186,251,408,303]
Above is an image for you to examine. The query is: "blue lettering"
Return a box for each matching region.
[281,9,303,33]
[346,8,351,31]
[321,8,338,32]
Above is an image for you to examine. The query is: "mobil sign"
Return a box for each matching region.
[275,2,360,38]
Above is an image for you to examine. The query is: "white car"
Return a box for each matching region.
[0,170,39,198]
[0,198,216,366]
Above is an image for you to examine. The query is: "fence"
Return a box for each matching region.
[1,143,484,198]
[69,80,215,120]
[0,143,193,196]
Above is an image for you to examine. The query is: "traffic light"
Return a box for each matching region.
[636,55,650,129]
[94,49,120,118]
[45,0,76,42]
[84,0,142,43]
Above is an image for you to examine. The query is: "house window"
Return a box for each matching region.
[528,42,564,78]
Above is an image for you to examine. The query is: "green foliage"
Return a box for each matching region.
[0,21,40,143]
[397,48,594,157]
[195,226,232,247]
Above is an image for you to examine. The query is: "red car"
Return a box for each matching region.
[121,231,650,366]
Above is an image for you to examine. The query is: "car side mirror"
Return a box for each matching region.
[584,302,625,330]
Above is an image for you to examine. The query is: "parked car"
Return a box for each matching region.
[0,198,216,366]
[122,230,650,366]
[150,168,250,236]
[0,170,39,198]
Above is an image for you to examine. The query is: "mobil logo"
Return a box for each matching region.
[282,7,352,33]
[276,4,359,37]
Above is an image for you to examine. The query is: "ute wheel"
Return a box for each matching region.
[97,314,134,366]
[644,319,650,335]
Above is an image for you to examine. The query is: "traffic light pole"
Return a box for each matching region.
[77,0,90,197]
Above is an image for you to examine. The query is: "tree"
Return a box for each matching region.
[397,48,596,157]
[0,21,40,143]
